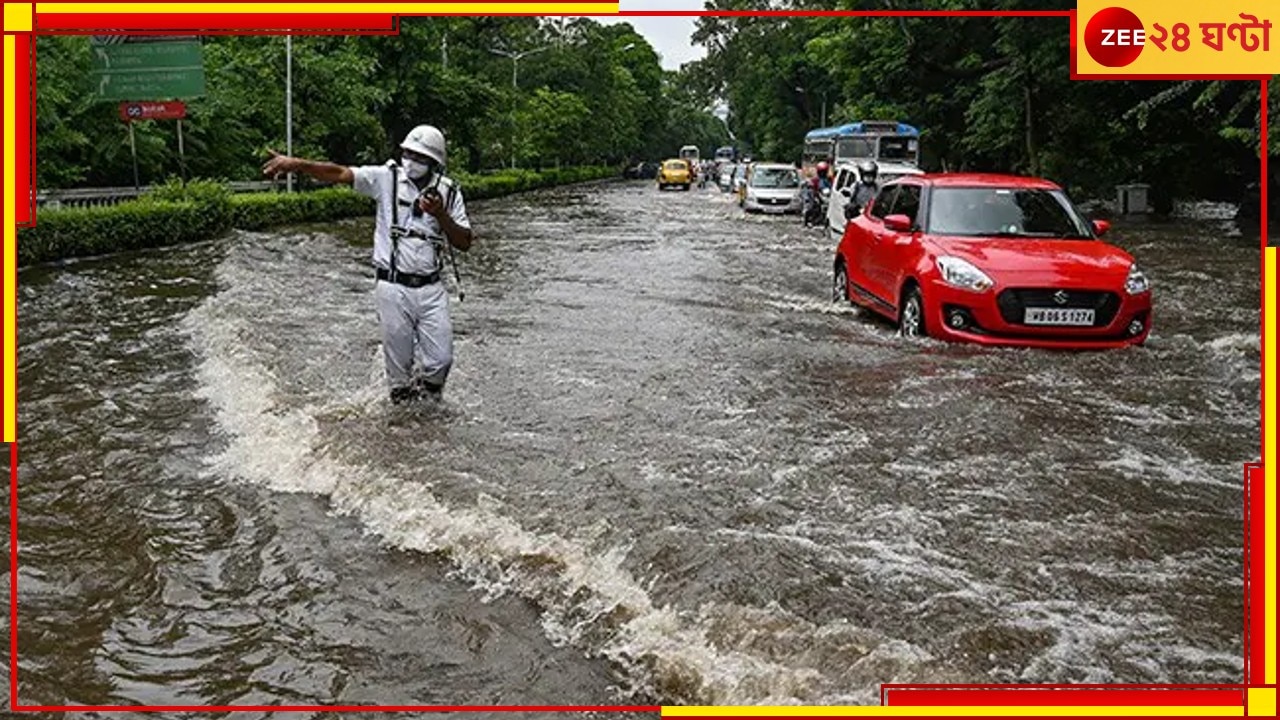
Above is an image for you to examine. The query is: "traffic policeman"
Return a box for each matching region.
[263,124,473,404]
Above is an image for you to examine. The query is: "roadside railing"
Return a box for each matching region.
[35,180,286,209]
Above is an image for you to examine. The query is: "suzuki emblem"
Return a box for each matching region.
[1053,291,1070,305]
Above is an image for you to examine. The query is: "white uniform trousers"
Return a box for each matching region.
[374,279,453,392]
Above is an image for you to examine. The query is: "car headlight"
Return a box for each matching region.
[1125,263,1151,295]
[936,256,995,292]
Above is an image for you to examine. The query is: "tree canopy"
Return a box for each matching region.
[36,18,730,188]
[689,0,1274,208]
[35,11,1275,210]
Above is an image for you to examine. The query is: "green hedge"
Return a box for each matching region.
[230,187,375,231]
[455,165,617,199]
[18,166,618,267]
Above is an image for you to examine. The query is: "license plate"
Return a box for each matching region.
[1024,307,1095,326]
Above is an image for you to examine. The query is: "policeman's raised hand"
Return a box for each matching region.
[417,191,446,219]
[262,149,294,179]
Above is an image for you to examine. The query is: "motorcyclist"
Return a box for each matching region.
[802,161,831,227]
[816,161,832,192]
[851,160,880,213]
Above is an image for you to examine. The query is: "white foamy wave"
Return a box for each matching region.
[1207,332,1261,352]
[760,293,880,320]
[1005,599,1243,683]
[1096,444,1242,490]
[179,239,926,706]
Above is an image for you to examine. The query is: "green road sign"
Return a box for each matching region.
[91,40,206,101]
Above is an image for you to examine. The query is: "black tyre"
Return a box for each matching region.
[898,285,927,338]
[833,262,850,304]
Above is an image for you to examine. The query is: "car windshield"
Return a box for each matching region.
[927,187,1093,238]
[751,168,800,188]
[665,161,687,170]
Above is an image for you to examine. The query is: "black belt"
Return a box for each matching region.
[392,227,434,241]
[377,267,440,288]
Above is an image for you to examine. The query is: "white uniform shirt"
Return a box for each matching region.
[351,162,471,276]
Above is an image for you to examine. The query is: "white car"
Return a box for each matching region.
[827,161,924,241]
[742,163,803,214]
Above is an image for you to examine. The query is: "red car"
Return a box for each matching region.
[832,173,1153,349]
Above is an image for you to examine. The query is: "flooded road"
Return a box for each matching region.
[8,180,1259,709]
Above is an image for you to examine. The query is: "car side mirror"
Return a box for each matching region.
[1092,219,1111,237]
[884,214,913,232]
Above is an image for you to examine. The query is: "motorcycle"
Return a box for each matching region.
[802,184,828,228]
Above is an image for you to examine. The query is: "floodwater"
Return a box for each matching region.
[6,180,1260,713]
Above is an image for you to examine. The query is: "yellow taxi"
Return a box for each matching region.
[657,159,692,191]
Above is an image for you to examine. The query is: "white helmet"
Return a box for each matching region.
[401,124,447,166]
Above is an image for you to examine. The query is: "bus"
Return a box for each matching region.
[801,121,920,176]
[679,145,701,180]
[714,146,737,164]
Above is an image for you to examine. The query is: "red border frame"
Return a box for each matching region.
[4,4,1271,714]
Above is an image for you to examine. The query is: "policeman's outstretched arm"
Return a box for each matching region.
[262,149,354,186]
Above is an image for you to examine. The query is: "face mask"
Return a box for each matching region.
[402,158,438,181]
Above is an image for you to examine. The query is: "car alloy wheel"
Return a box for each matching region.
[899,287,926,338]
[833,263,849,303]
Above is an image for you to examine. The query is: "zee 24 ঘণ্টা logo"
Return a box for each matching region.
[1084,5,1272,67]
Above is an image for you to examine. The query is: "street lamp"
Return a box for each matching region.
[489,45,548,169]
[795,85,828,128]
[286,34,293,192]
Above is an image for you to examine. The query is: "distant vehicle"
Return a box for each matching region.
[679,145,701,180]
[741,162,802,214]
[714,146,737,164]
[718,163,736,192]
[827,160,925,242]
[803,121,921,175]
[832,173,1153,349]
[657,159,692,191]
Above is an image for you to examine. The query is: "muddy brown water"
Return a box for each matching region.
[6,180,1259,712]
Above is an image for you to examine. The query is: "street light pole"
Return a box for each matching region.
[286,34,293,192]
[489,45,547,170]
[796,85,830,128]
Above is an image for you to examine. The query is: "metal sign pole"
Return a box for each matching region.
[127,120,140,190]
[177,117,187,184]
